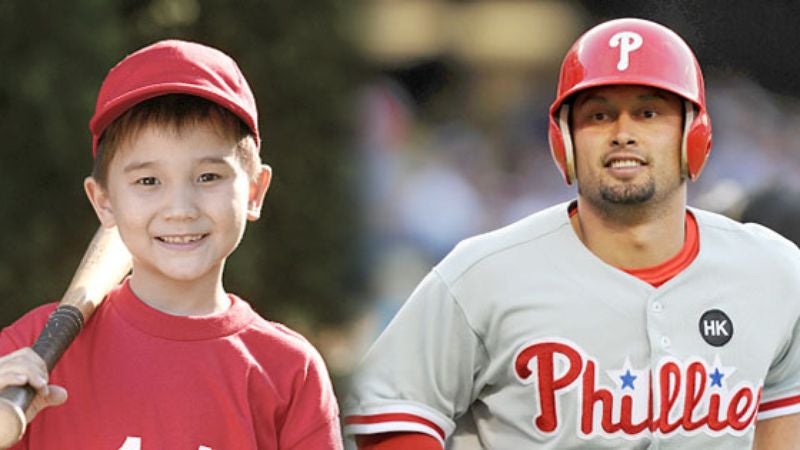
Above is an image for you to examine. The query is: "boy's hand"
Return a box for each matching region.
[0,348,67,422]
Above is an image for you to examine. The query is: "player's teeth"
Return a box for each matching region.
[610,160,641,168]
[161,234,203,244]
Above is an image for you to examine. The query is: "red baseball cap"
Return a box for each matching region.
[89,39,259,157]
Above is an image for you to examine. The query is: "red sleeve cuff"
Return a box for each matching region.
[357,432,441,450]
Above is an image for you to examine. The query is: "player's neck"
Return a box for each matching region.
[572,194,687,269]
[127,266,230,316]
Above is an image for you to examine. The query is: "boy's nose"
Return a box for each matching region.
[163,184,200,221]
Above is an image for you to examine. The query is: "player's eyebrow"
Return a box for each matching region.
[573,90,673,111]
[573,93,608,108]
[637,92,670,102]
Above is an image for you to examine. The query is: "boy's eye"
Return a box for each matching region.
[642,109,657,118]
[198,173,221,183]
[136,177,159,186]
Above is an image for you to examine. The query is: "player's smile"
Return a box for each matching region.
[604,153,648,179]
[571,85,684,208]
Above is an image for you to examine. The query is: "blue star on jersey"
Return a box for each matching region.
[620,369,637,389]
[708,355,737,390]
[606,358,647,394]
[709,368,725,387]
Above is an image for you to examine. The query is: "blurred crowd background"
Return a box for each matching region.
[4,0,800,412]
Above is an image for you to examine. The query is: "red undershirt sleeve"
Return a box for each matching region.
[356,432,441,450]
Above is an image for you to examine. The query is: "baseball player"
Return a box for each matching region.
[344,18,800,449]
[0,40,342,449]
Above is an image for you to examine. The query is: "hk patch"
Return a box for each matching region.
[699,309,733,347]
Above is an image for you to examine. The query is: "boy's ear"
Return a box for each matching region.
[247,164,272,221]
[84,177,117,228]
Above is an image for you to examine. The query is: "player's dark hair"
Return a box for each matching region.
[92,94,259,187]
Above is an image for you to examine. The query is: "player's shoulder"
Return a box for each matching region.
[435,201,572,283]
[692,206,800,263]
[693,207,797,247]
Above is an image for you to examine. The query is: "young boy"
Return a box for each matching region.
[0,40,343,449]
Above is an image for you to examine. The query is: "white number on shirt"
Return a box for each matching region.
[119,436,212,449]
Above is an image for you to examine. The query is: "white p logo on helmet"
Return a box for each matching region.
[609,31,643,71]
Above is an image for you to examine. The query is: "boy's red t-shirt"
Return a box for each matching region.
[0,280,342,450]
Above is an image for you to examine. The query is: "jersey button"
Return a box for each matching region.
[652,301,663,312]
[660,336,671,348]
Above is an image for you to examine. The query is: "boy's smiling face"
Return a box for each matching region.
[85,121,270,292]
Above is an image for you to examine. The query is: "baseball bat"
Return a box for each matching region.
[0,225,132,448]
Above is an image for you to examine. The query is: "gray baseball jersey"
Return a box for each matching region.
[345,201,800,449]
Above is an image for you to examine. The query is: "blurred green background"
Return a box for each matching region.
[0,0,372,402]
[0,0,363,329]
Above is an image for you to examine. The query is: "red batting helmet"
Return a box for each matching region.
[548,18,712,184]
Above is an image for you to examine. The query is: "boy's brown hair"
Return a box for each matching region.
[93,94,260,187]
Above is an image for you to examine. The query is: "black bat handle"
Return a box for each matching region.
[0,305,84,447]
[30,305,85,370]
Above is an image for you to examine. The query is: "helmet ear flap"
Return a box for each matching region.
[680,101,694,179]
[682,101,713,180]
[547,104,577,185]
[559,105,577,185]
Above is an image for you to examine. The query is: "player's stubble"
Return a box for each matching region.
[577,169,685,222]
